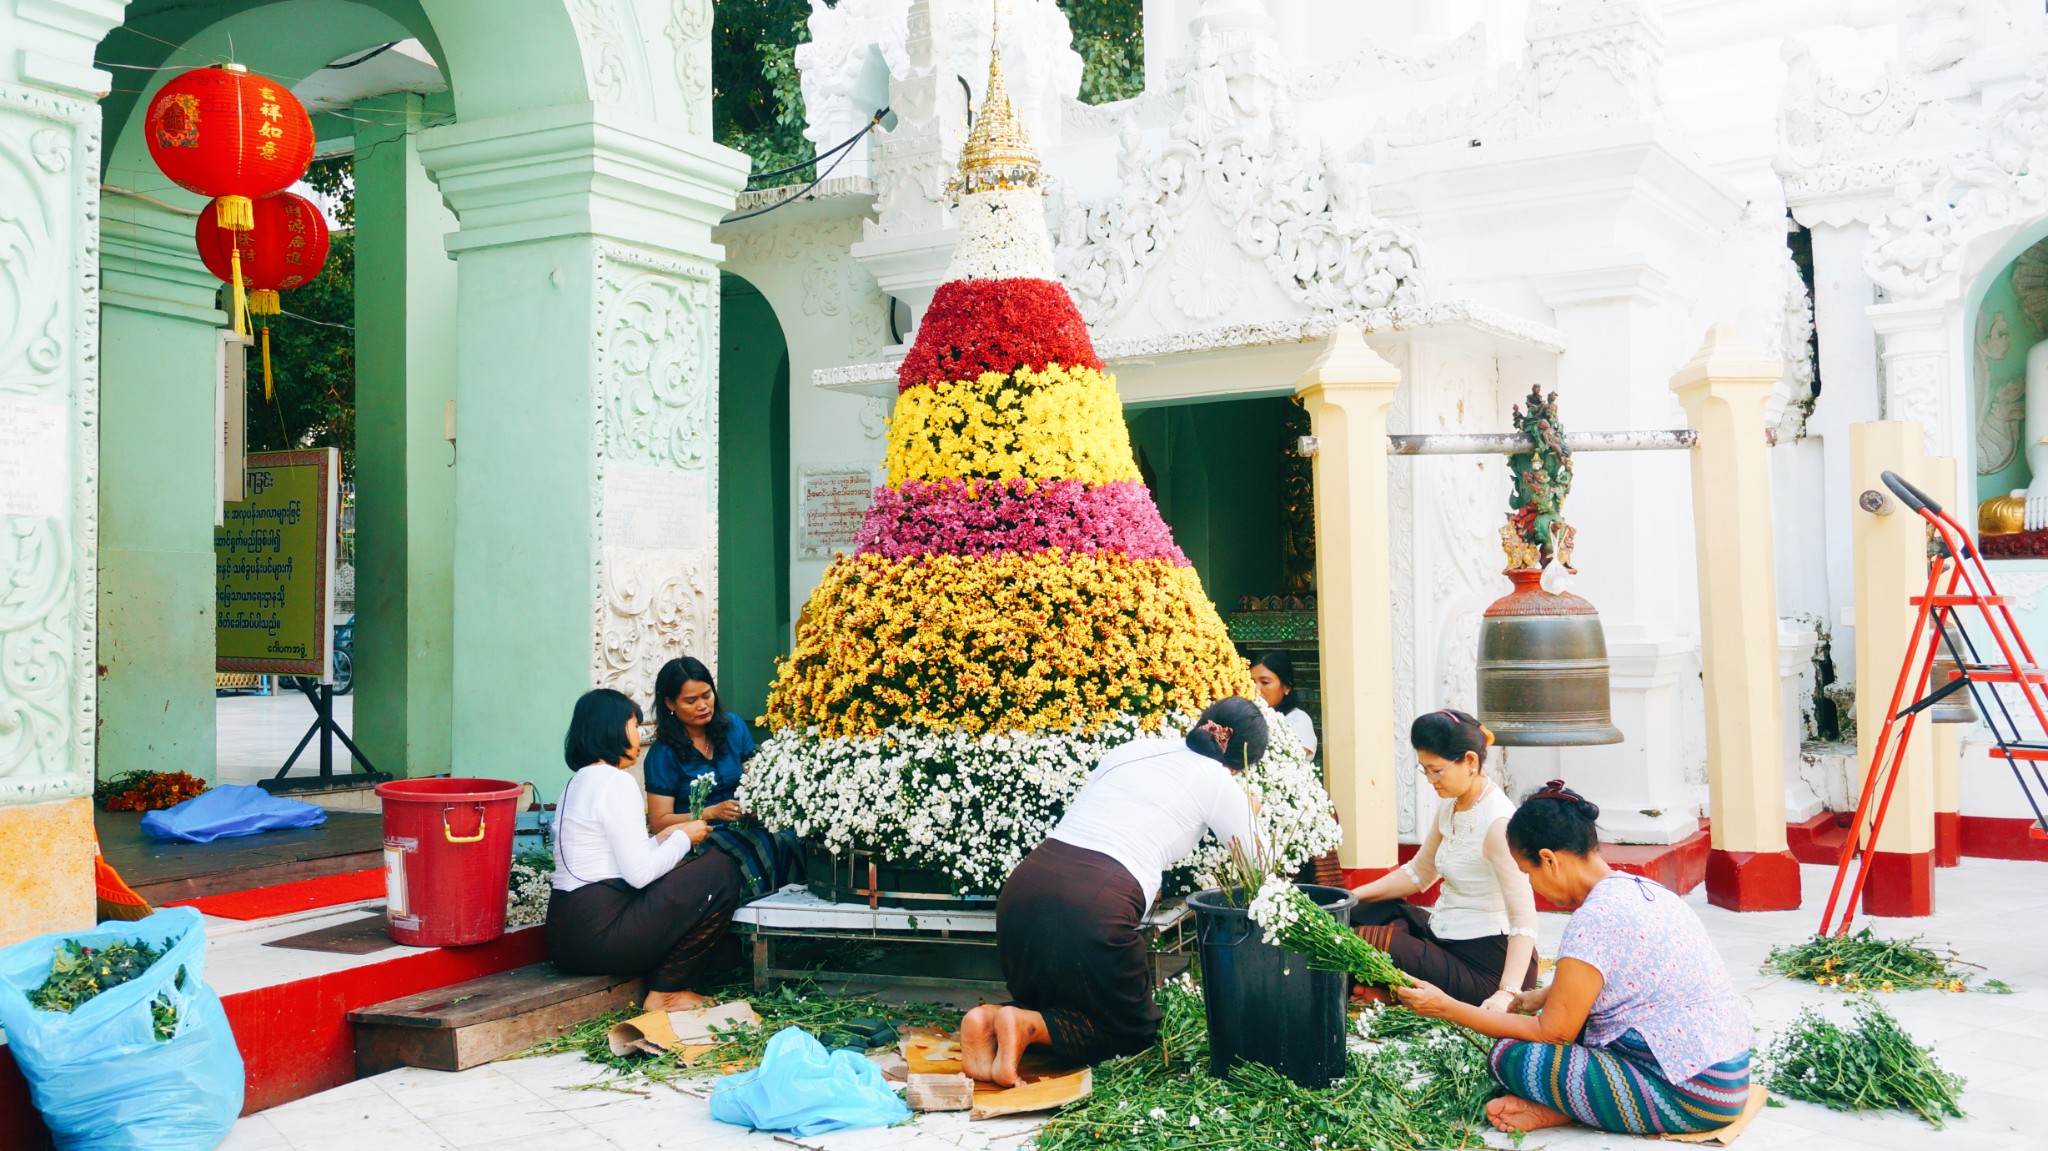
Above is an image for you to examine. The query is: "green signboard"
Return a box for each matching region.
[215,448,337,677]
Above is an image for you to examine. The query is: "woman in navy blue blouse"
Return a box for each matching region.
[643,656,757,833]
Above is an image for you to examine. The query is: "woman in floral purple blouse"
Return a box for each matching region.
[1392,782,1755,1136]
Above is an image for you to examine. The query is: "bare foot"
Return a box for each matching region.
[990,1006,1051,1088]
[961,1005,999,1082]
[644,989,714,1012]
[1486,1096,1574,1133]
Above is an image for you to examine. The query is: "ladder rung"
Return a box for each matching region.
[1960,665,2048,684]
[1911,594,2010,607]
[1988,744,2048,761]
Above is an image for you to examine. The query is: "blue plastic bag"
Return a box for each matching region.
[0,908,244,1150]
[140,784,325,843]
[710,1026,910,1136]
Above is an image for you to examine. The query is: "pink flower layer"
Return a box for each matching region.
[854,478,1189,564]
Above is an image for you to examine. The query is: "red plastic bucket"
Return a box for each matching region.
[375,778,524,947]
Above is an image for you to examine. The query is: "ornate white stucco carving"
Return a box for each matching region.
[568,0,656,116]
[729,213,894,361]
[1380,0,1667,149]
[1288,24,1489,101]
[1764,252,1818,441]
[1048,28,1427,331]
[591,243,718,700]
[860,0,965,236]
[1976,309,2022,475]
[665,0,715,136]
[0,83,98,803]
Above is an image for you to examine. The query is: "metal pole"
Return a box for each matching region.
[1385,429,1700,456]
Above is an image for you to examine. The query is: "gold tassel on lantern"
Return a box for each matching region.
[260,324,274,403]
[248,289,280,402]
[215,194,254,232]
[227,243,249,339]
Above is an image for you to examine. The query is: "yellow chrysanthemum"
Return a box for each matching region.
[884,363,1142,487]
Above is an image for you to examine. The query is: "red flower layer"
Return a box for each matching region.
[854,478,1189,564]
[897,278,1103,392]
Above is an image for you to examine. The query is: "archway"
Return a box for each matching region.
[717,271,792,726]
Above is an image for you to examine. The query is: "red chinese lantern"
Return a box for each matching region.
[146,63,315,335]
[196,192,331,401]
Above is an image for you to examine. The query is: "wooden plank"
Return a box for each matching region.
[348,964,637,1029]
[353,977,643,1076]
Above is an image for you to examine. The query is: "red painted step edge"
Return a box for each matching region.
[0,927,546,1150]
[1341,827,1712,912]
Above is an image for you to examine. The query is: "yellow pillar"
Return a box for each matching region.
[1672,327,1800,910]
[1923,459,1964,866]
[1298,326,1401,873]
[1850,422,1936,916]
[0,799,96,948]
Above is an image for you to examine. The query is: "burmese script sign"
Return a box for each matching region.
[798,466,875,558]
[215,449,337,677]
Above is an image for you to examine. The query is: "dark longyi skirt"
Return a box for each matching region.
[996,838,1161,1064]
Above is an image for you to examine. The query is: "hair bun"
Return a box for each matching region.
[1532,779,1599,819]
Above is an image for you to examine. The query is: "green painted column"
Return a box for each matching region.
[98,203,227,782]
[419,105,747,798]
[0,0,127,942]
[353,92,459,779]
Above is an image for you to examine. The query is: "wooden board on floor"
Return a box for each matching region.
[901,1027,1091,1119]
[97,808,385,905]
[349,963,642,1076]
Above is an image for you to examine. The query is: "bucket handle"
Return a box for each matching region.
[443,804,488,844]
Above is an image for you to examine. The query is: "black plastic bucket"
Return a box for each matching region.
[1186,883,1357,1089]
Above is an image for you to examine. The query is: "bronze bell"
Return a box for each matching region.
[1476,570,1624,746]
[1926,619,1978,725]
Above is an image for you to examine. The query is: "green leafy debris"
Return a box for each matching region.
[1765,998,1965,1128]
[1764,929,1990,993]
[27,940,180,1041]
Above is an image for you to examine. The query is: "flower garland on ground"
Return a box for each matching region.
[97,770,209,812]
[742,705,1337,895]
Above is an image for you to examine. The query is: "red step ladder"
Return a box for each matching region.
[1818,471,2048,936]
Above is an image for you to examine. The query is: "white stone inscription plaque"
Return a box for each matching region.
[798,467,876,558]
[603,464,709,552]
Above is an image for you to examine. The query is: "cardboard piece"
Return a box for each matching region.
[606,1002,760,1057]
[899,1027,1093,1120]
[1654,1086,1770,1146]
[906,1072,975,1112]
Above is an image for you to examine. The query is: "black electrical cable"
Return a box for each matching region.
[743,108,888,186]
[723,109,888,224]
[327,42,400,69]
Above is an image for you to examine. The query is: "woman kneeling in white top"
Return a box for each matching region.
[544,689,744,1013]
[1348,708,1539,1010]
[964,696,1266,1087]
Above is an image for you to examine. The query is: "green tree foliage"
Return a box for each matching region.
[715,0,815,187]
[1057,0,1144,105]
[712,1,1145,186]
[244,155,356,480]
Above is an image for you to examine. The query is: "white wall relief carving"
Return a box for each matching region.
[568,0,655,116]
[665,0,715,136]
[0,83,97,802]
[592,244,718,699]
[1977,310,2021,475]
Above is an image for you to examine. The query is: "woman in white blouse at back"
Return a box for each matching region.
[544,689,745,1012]
[1347,708,1539,1010]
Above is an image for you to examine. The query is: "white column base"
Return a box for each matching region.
[1556,633,1702,845]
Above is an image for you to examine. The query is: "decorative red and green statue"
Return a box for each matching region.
[1502,385,1578,580]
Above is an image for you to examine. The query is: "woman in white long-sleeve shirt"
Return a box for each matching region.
[964,696,1266,1087]
[544,689,744,1012]
[1348,708,1539,1008]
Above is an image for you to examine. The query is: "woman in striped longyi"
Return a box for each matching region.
[1392,782,1754,1137]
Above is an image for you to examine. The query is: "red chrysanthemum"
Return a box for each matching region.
[897,278,1103,392]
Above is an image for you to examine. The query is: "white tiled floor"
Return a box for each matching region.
[215,691,355,786]
[235,857,2048,1149]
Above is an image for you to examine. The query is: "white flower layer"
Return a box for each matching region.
[739,702,1341,895]
[945,185,1059,281]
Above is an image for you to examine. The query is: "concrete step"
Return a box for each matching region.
[349,963,641,1076]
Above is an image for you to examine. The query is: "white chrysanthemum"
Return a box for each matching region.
[946,186,1057,281]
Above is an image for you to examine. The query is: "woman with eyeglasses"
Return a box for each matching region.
[1346,708,1538,1009]
[1393,783,1753,1137]
[543,688,745,1012]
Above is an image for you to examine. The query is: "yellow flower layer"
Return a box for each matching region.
[885,363,1144,487]
[764,551,1255,738]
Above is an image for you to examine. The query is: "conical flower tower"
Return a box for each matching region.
[744,31,1338,895]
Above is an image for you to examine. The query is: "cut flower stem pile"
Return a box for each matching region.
[1765,928,2002,993]
[1765,997,1965,1127]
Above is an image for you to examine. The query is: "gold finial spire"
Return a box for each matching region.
[949,0,1041,196]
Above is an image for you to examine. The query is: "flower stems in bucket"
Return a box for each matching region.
[687,775,714,822]
[1247,875,1412,988]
